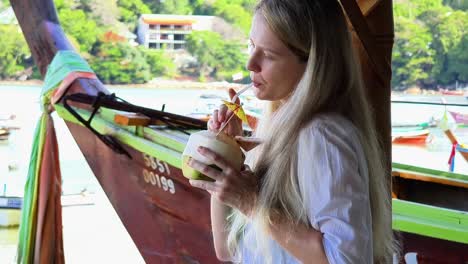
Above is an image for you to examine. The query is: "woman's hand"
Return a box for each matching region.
[207,88,243,137]
[188,146,258,217]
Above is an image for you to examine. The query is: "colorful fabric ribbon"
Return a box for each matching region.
[448,143,457,172]
[17,50,96,264]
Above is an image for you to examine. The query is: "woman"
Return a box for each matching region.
[187,0,397,263]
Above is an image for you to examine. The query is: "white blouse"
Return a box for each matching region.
[240,114,373,264]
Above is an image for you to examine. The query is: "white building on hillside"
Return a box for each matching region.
[137,14,216,50]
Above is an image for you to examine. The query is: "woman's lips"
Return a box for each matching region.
[253,82,262,88]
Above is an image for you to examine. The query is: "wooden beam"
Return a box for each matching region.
[340,0,390,86]
[341,0,394,171]
[357,0,381,16]
[114,113,151,126]
[392,171,468,189]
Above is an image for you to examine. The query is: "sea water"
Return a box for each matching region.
[0,85,467,262]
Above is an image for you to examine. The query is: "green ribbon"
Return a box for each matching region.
[41,50,94,110]
[18,50,94,263]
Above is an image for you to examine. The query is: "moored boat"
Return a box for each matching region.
[10,0,468,263]
[0,196,22,227]
[439,89,465,96]
[0,128,10,142]
[391,127,431,146]
[449,110,468,126]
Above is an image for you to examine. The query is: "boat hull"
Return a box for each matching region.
[400,232,468,263]
[391,127,430,146]
[67,122,218,263]
[392,134,429,146]
[65,121,217,263]
[392,164,468,263]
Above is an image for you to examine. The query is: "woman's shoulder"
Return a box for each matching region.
[297,113,366,174]
[301,112,358,138]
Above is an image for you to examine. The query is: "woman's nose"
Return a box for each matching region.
[246,53,261,73]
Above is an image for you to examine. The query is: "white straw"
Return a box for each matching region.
[231,83,253,103]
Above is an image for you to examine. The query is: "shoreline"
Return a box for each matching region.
[0,80,466,96]
[0,79,244,91]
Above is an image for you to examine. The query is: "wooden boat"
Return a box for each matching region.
[449,110,468,126]
[0,114,15,121]
[391,127,430,146]
[439,88,465,96]
[392,163,468,263]
[0,114,20,142]
[0,196,22,227]
[0,128,10,142]
[10,0,467,263]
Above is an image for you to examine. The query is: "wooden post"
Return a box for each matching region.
[444,129,468,162]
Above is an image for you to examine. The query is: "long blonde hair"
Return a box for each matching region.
[227,0,397,262]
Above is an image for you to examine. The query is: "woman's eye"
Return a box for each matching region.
[264,53,274,60]
[247,42,255,54]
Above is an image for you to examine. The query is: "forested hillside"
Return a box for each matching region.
[0,0,466,89]
[0,0,254,84]
[392,0,467,90]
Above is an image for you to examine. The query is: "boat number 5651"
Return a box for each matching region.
[143,154,171,175]
[142,154,175,194]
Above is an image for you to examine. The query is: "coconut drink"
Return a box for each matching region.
[182,130,244,180]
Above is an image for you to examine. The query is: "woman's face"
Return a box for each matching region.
[247,13,307,101]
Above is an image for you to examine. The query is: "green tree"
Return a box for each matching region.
[0,0,9,7]
[444,0,468,10]
[392,0,468,89]
[158,0,193,15]
[190,0,214,15]
[215,41,248,81]
[392,17,435,88]
[55,0,101,53]
[58,8,100,52]
[186,31,224,80]
[212,0,253,35]
[446,34,468,83]
[186,31,247,81]
[117,0,151,28]
[0,25,30,79]
[91,42,151,84]
[418,6,467,85]
[140,47,176,77]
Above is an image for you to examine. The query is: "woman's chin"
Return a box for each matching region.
[253,87,267,100]
[253,90,276,101]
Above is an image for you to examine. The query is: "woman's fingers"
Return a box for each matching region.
[228,88,240,104]
[188,158,222,181]
[218,104,228,123]
[207,119,214,131]
[189,179,218,193]
[197,146,233,173]
[213,109,219,124]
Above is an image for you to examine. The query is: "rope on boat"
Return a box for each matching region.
[17,51,95,263]
[63,92,208,148]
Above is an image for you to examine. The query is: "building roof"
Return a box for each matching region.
[143,17,194,26]
[140,14,215,27]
